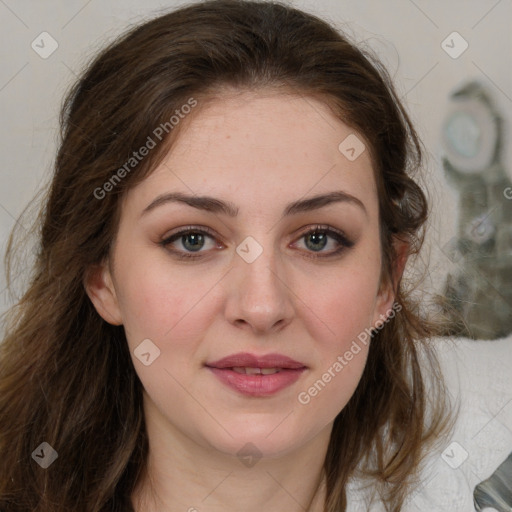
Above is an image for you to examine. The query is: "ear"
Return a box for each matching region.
[83,260,123,326]
[372,236,409,327]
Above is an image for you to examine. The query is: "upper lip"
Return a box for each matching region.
[206,352,306,369]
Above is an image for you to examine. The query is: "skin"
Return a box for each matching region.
[85,89,407,512]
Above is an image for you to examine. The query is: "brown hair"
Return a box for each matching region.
[0,1,455,510]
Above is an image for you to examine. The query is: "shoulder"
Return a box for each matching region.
[408,335,512,511]
[346,334,512,511]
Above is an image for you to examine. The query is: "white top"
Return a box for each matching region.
[345,333,512,512]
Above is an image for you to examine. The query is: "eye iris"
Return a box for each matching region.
[182,233,204,252]
[305,231,327,251]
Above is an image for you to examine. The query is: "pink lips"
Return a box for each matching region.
[205,352,307,397]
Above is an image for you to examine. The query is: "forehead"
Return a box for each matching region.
[122,90,378,220]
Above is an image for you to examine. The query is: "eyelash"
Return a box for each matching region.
[159,224,354,261]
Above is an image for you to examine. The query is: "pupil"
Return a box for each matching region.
[183,233,204,252]
[306,232,327,251]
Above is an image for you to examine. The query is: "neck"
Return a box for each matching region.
[132,464,328,512]
[131,393,331,512]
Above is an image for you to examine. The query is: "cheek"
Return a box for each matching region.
[114,249,220,351]
[295,284,374,421]
[116,259,216,408]
[296,260,379,412]
[310,262,380,349]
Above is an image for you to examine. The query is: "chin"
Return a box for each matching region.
[199,418,314,461]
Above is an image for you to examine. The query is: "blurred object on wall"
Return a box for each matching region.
[440,80,512,340]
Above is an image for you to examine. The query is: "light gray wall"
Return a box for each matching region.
[1,0,511,322]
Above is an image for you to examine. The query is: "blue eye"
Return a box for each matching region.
[296,226,354,255]
[159,226,219,259]
[159,224,354,260]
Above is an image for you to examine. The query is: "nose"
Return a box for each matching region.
[224,240,295,335]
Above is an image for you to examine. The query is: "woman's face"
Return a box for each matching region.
[87,90,398,460]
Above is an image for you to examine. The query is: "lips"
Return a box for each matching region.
[205,352,307,397]
[206,352,306,370]
[232,367,281,375]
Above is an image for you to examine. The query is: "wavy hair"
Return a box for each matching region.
[0,1,455,510]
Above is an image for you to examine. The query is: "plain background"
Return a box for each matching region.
[0,2,511,510]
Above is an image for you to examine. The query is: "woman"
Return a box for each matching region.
[0,1,454,510]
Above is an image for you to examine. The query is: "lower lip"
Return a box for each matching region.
[207,367,306,397]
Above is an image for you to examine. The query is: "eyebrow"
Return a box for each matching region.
[141,190,367,219]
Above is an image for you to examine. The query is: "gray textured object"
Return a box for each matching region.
[474,451,512,511]
[441,80,512,340]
